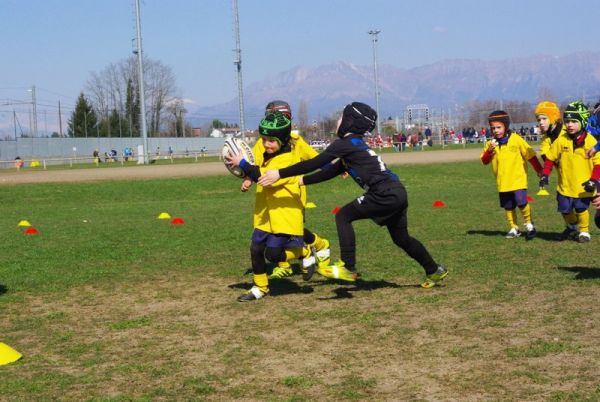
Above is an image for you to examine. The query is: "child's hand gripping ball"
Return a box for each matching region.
[222,138,255,178]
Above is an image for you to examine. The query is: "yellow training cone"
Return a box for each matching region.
[17,220,32,227]
[0,342,22,366]
[157,212,171,220]
[305,202,317,209]
[536,187,550,196]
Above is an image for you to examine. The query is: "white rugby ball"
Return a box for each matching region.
[222,138,255,178]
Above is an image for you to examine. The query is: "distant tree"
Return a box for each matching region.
[125,78,140,136]
[85,56,180,137]
[298,100,308,132]
[67,93,97,137]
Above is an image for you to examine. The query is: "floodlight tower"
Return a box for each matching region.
[368,29,382,134]
[232,0,245,139]
[28,85,38,137]
[134,0,149,163]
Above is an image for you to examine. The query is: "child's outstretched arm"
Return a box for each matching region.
[528,156,543,176]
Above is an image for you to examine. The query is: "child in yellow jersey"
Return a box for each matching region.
[540,101,600,242]
[241,101,330,280]
[535,101,565,162]
[481,110,543,239]
[226,111,306,301]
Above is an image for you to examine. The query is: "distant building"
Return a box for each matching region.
[191,128,202,137]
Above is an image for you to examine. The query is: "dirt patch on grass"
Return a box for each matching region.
[3,270,599,401]
[0,148,482,185]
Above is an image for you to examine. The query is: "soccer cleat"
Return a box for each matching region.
[595,211,600,229]
[317,261,357,282]
[421,266,448,289]
[301,246,317,281]
[238,286,268,302]
[557,225,579,241]
[505,228,521,239]
[524,223,537,240]
[577,232,591,243]
[269,266,293,280]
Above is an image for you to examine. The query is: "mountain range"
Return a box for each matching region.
[189,51,600,127]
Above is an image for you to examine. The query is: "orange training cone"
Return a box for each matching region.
[170,217,185,225]
[432,200,446,208]
[331,206,341,215]
[527,195,534,202]
[25,227,39,235]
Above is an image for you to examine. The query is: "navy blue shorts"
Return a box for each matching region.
[251,229,304,248]
[556,194,592,214]
[499,189,528,209]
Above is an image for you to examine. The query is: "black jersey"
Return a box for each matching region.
[278,134,400,191]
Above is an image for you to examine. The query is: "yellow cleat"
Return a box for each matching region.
[317,261,357,282]
[421,266,448,289]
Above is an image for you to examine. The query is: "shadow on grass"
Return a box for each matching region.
[318,279,418,300]
[0,284,6,296]
[466,229,559,241]
[228,280,315,297]
[557,266,600,280]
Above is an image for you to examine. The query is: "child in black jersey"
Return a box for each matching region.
[258,102,447,288]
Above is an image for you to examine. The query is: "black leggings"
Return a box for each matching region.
[335,202,438,275]
[250,242,286,275]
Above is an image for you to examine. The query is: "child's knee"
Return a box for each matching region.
[264,247,285,263]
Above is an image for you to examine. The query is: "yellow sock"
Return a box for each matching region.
[284,248,304,261]
[576,210,590,233]
[563,211,577,226]
[309,233,329,251]
[519,203,532,225]
[505,209,518,229]
[277,261,291,269]
[253,273,269,294]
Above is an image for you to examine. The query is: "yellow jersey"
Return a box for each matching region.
[481,133,536,192]
[545,132,600,198]
[253,131,318,206]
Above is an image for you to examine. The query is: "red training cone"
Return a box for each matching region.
[25,227,39,235]
[331,206,341,215]
[432,200,446,208]
[527,195,534,202]
[170,217,185,225]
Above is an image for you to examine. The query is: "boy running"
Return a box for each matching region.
[242,100,330,280]
[227,111,305,301]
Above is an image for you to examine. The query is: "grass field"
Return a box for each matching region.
[1,160,599,401]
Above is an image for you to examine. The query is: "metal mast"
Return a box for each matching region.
[134,0,149,163]
[368,30,382,134]
[232,0,245,139]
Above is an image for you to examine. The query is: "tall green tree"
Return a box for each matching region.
[67,93,97,137]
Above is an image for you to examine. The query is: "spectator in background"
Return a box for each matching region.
[400,132,407,152]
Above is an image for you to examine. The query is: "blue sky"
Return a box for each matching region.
[0,0,598,135]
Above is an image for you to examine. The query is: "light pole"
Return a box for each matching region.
[134,0,149,163]
[27,85,38,137]
[232,0,245,140]
[368,30,382,134]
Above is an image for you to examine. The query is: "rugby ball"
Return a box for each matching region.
[222,138,255,178]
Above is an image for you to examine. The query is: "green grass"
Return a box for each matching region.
[1,160,599,401]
